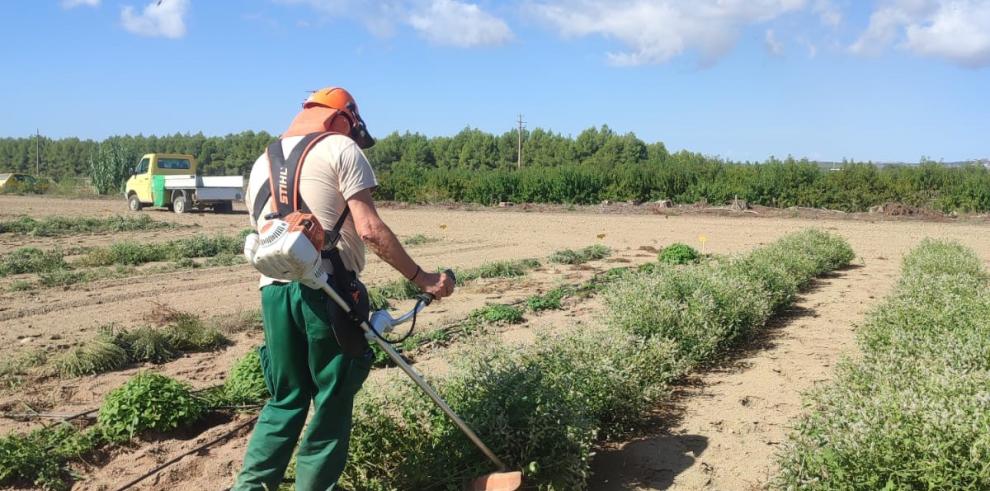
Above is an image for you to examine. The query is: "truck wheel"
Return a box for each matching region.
[214,201,233,213]
[128,194,143,212]
[172,193,192,214]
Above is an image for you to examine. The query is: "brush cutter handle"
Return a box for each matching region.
[417,269,456,306]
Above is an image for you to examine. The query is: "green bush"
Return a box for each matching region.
[0,431,67,491]
[0,248,67,277]
[368,288,391,311]
[525,328,681,438]
[775,240,990,490]
[525,286,573,312]
[344,344,598,490]
[658,243,699,264]
[469,304,524,325]
[606,264,771,364]
[98,372,206,442]
[221,349,270,406]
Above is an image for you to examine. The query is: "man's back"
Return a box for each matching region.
[245,134,378,280]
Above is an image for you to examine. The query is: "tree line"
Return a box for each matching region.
[1,126,988,212]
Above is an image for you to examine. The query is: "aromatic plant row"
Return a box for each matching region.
[0,233,248,289]
[775,240,990,490]
[339,229,854,490]
[0,214,177,237]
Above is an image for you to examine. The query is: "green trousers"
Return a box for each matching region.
[233,282,372,491]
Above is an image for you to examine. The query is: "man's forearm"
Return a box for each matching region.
[360,220,419,280]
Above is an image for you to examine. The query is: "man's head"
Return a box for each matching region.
[303,87,375,149]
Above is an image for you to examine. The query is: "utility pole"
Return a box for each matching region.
[35,129,40,176]
[516,114,526,170]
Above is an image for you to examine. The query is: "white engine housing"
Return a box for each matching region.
[243,219,323,283]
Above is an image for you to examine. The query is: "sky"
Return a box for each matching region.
[1,0,988,163]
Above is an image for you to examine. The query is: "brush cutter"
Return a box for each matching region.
[244,213,522,491]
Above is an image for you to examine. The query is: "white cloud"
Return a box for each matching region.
[813,0,842,26]
[278,0,511,46]
[852,0,990,67]
[408,0,512,46]
[530,0,807,66]
[61,0,100,8]
[765,28,784,55]
[121,0,189,39]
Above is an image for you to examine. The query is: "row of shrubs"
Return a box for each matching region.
[774,240,990,489]
[339,229,855,490]
[0,232,247,288]
[376,160,990,213]
[0,251,579,488]
[0,232,850,489]
[0,214,177,237]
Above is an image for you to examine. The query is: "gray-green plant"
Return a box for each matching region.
[774,239,990,490]
[53,335,130,377]
[548,245,612,265]
[0,214,175,237]
[403,234,439,246]
[0,247,67,277]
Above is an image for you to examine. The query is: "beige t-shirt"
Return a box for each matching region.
[246,134,378,287]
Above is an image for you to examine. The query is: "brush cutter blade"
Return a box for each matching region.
[469,471,523,491]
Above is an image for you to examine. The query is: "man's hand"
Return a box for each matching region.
[414,270,455,300]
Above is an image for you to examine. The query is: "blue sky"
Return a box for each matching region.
[1,0,988,162]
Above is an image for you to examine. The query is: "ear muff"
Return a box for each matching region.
[324,112,353,136]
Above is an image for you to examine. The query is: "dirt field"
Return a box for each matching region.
[1,195,988,490]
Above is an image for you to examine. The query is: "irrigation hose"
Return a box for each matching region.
[113,415,258,491]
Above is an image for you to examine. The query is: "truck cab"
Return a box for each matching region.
[125,153,244,214]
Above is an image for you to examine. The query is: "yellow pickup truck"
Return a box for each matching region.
[125,153,244,214]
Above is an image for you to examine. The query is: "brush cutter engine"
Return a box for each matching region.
[243,212,328,289]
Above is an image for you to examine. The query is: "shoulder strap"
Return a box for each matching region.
[252,132,339,223]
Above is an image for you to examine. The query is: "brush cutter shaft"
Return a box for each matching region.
[315,277,509,472]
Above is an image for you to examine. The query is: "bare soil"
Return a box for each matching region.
[1,195,988,490]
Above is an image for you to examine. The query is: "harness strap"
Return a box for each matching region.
[252,132,354,253]
[252,132,349,228]
[265,132,325,218]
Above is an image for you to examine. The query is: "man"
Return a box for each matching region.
[234,87,454,490]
